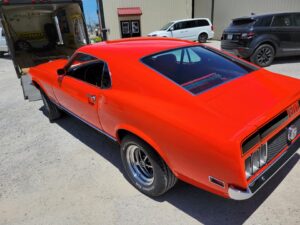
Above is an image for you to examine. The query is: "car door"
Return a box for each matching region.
[184,20,198,40]
[53,53,111,129]
[271,14,296,53]
[171,21,189,39]
[292,13,300,51]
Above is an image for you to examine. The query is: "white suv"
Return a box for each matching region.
[148,18,214,43]
[0,27,8,56]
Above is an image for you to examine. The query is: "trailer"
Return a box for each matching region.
[0,0,89,100]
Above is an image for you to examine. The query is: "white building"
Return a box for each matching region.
[97,0,300,40]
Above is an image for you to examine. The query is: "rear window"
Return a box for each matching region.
[232,18,256,26]
[142,46,257,95]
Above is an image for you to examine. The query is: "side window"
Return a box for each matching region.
[272,15,293,27]
[196,20,209,27]
[294,14,300,26]
[174,22,188,30]
[186,20,197,28]
[67,53,111,88]
[69,53,97,68]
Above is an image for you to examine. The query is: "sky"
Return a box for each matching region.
[82,0,99,25]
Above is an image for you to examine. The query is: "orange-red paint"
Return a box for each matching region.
[29,38,300,198]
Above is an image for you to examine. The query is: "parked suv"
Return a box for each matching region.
[0,26,8,56]
[221,12,300,67]
[148,18,214,43]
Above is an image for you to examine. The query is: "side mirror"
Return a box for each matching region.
[57,68,65,76]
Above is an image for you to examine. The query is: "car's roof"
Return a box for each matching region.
[171,18,211,23]
[78,37,195,61]
[233,12,300,21]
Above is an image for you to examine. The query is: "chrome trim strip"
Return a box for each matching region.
[229,146,298,200]
[56,103,117,142]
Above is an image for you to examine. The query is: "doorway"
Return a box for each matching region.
[120,20,141,38]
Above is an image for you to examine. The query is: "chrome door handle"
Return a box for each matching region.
[87,94,96,105]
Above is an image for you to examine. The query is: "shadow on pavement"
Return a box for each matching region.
[272,56,300,65]
[40,107,299,225]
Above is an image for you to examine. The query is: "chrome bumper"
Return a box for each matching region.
[229,137,300,200]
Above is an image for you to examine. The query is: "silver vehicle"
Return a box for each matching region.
[0,26,8,56]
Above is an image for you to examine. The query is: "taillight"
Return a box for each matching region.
[244,143,268,179]
[211,25,214,31]
[241,32,255,39]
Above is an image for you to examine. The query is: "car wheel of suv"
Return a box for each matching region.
[198,33,208,43]
[40,90,62,122]
[121,135,177,197]
[250,44,275,67]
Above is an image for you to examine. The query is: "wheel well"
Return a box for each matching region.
[199,32,208,37]
[117,129,161,158]
[117,129,137,142]
[256,41,277,54]
[116,129,173,173]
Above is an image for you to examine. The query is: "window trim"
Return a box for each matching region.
[140,45,258,96]
[64,51,112,90]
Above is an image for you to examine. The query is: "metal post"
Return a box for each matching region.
[97,0,107,41]
[211,0,215,24]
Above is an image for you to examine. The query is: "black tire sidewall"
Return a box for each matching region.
[121,136,168,197]
[198,33,208,43]
[251,44,275,67]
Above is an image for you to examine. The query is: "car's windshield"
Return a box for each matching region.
[160,22,174,30]
[142,46,258,95]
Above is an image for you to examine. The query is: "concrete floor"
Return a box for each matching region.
[0,46,299,225]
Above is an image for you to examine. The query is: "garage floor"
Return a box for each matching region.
[0,44,299,225]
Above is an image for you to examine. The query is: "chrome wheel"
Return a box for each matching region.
[256,47,272,66]
[126,144,154,186]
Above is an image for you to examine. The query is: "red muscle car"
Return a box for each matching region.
[29,38,300,200]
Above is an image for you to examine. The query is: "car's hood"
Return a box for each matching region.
[30,59,68,74]
[148,30,168,36]
[194,69,300,139]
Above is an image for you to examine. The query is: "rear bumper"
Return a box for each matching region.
[229,136,300,200]
[221,40,253,58]
[221,46,252,58]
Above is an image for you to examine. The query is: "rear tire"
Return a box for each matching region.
[121,135,177,197]
[250,44,275,67]
[40,90,62,122]
[198,33,208,43]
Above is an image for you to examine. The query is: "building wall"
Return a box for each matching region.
[102,0,192,40]
[195,0,300,39]
[194,0,211,20]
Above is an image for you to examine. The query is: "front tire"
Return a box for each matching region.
[40,90,62,122]
[121,135,177,197]
[250,44,275,67]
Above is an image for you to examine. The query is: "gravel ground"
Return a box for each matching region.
[0,43,299,225]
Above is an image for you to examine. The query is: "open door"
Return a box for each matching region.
[0,1,89,101]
